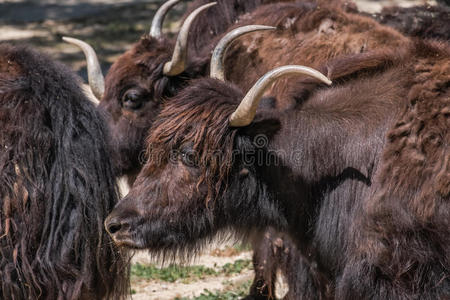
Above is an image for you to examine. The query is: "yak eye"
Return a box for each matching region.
[121,89,147,110]
[180,148,198,168]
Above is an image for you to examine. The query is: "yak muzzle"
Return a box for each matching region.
[104,213,143,249]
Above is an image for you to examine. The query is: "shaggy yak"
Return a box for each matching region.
[0,44,130,299]
[105,31,450,300]
[67,1,425,298]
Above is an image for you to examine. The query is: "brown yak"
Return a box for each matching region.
[105,31,450,300]
[0,44,130,299]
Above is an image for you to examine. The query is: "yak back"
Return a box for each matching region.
[202,1,409,110]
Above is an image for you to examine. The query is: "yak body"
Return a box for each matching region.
[107,38,450,299]
[0,44,129,299]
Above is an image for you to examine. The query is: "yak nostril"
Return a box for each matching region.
[105,216,131,235]
[107,222,122,235]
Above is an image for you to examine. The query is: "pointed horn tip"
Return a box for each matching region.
[163,1,217,76]
[149,0,184,38]
[62,36,85,46]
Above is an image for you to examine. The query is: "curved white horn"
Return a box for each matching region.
[229,65,332,127]
[210,25,276,81]
[62,37,105,100]
[163,2,217,76]
[150,0,183,38]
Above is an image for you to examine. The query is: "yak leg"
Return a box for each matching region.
[244,227,331,300]
[244,228,278,300]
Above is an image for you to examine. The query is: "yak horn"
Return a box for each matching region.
[150,0,183,38]
[62,37,105,100]
[210,25,276,81]
[229,65,332,127]
[163,2,217,76]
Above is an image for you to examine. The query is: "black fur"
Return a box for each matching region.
[0,44,130,299]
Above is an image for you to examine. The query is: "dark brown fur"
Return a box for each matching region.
[107,39,450,299]
[373,4,450,41]
[0,44,130,299]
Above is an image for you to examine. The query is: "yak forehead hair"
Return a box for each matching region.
[104,36,172,98]
[0,44,129,299]
[145,78,243,202]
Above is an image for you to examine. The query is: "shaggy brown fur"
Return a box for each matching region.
[0,44,130,299]
[107,39,449,299]
[184,0,295,56]
[339,40,450,299]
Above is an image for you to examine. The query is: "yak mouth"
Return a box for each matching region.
[110,233,146,249]
[105,213,187,251]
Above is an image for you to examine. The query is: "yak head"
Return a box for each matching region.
[64,1,215,180]
[104,41,331,256]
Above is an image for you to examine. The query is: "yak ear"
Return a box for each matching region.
[240,117,281,142]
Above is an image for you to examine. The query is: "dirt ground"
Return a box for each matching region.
[0,0,434,299]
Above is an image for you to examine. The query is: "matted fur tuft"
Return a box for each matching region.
[0,44,130,299]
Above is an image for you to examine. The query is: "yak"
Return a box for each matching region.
[105,32,450,300]
[0,44,130,299]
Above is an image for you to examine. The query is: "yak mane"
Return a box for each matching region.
[0,44,130,299]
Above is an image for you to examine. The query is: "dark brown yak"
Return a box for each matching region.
[105,34,450,300]
[0,44,130,299]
